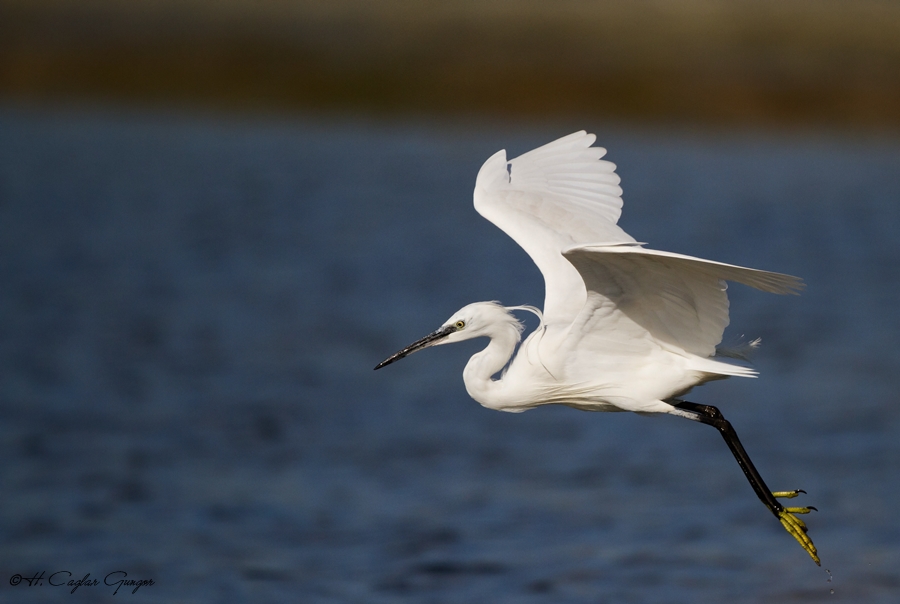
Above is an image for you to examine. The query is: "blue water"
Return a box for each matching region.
[1,107,899,602]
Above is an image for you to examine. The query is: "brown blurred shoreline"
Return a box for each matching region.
[2,0,899,129]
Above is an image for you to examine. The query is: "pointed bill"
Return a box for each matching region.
[374,325,457,370]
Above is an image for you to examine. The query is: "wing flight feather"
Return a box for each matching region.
[473,131,803,364]
[474,131,635,324]
[562,244,803,359]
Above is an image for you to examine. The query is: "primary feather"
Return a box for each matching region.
[474,131,635,324]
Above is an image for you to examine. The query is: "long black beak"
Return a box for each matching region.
[374,325,456,370]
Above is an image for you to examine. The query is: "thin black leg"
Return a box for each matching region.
[672,399,784,516]
[670,398,819,565]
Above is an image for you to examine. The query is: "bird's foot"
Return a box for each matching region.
[774,490,819,565]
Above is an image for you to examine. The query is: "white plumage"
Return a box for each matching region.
[376,131,819,564]
[381,131,801,414]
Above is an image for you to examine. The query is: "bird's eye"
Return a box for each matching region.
[455,320,466,329]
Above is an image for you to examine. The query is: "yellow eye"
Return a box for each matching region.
[455,320,466,329]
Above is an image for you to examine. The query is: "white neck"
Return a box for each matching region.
[461,322,521,408]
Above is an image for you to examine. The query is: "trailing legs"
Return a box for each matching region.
[670,399,819,565]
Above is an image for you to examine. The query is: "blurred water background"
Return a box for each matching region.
[2,1,900,603]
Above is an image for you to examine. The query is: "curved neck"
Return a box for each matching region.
[462,322,520,407]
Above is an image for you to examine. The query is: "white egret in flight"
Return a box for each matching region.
[375,131,818,564]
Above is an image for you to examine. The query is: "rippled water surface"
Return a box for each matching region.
[1,108,899,602]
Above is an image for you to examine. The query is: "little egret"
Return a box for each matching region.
[375,131,818,564]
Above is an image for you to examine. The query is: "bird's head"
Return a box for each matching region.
[374,301,528,370]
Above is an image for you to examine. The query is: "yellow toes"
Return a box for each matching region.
[772,489,805,499]
[784,513,807,531]
[783,506,814,515]
[778,510,820,566]
[770,490,819,564]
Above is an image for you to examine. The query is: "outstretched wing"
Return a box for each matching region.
[474,131,635,325]
[562,244,804,363]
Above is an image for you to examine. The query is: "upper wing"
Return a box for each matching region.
[474,131,636,325]
[562,244,804,361]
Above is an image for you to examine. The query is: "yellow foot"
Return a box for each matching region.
[774,490,819,565]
